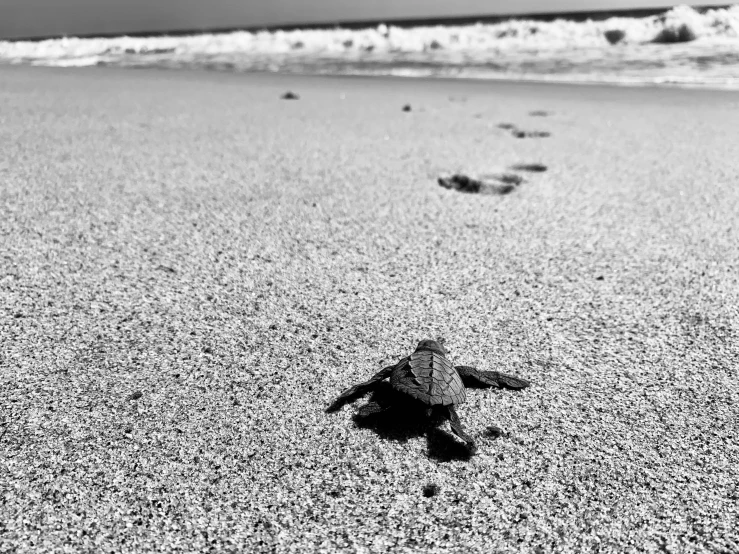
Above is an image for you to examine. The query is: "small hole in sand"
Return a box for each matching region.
[423,483,439,497]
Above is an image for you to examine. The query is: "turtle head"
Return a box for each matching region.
[415,339,447,356]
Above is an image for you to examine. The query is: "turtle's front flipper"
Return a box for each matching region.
[325,364,396,413]
[455,365,530,390]
[444,405,475,447]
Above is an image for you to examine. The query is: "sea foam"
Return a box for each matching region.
[2,5,739,88]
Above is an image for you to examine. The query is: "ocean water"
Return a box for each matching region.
[2,5,739,88]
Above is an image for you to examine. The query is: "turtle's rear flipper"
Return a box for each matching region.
[325,364,396,413]
[455,366,530,390]
[356,402,389,418]
[445,405,475,447]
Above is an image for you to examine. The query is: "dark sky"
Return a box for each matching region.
[2,0,727,40]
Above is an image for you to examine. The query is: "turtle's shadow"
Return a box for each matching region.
[426,429,475,462]
[463,381,493,390]
[349,383,474,462]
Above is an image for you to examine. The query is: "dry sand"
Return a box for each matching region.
[1,66,737,553]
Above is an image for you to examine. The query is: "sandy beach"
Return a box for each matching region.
[1,65,737,553]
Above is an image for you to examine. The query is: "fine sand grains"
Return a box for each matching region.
[1,66,738,553]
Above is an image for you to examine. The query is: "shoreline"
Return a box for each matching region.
[8,62,739,94]
[298,69,739,91]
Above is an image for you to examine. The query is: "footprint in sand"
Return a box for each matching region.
[438,173,524,195]
[497,122,550,138]
[510,163,548,172]
[439,163,548,195]
[512,129,551,139]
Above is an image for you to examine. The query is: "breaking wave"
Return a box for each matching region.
[2,5,739,88]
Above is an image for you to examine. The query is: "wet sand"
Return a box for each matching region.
[1,65,738,552]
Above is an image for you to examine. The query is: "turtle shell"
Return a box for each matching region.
[390,349,466,406]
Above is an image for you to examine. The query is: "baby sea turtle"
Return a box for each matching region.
[326,339,530,448]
